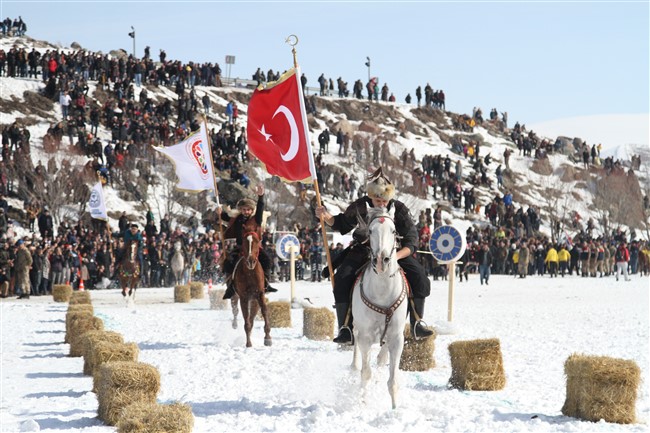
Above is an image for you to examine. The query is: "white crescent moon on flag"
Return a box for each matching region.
[272,105,299,161]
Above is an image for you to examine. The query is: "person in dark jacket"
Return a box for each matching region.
[315,167,433,344]
[218,183,276,299]
[478,242,493,285]
[37,208,53,240]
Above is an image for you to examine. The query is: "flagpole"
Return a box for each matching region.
[91,170,116,275]
[287,35,335,290]
[202,117,227,261]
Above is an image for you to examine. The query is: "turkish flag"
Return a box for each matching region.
[247,67,315,183]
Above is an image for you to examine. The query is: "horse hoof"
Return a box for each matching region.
[246,342,252,348]
[128,289,133,296]
[121,290,126,297]
[264,339,272,347]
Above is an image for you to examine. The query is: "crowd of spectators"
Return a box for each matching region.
[0,27,646,298]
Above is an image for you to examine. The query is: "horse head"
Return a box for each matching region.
[367,206,397,275]
[242,231,261,270]
[124,240,138,265]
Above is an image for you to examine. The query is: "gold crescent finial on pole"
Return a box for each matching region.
[286,34,299,68]
[285,34,299,46]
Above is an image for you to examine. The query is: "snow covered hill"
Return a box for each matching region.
[1,34,648,242]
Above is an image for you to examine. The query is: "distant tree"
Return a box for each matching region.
[591,172,645,236]
[540,178,572,243]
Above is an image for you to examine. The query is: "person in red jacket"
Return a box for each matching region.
[48,57,57,78]
[614,241,631,282]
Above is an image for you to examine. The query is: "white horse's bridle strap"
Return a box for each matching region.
[368,215,397,275]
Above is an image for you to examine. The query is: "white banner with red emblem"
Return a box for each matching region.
[153,123,215,192]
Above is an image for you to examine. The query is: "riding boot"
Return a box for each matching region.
[264,269,277,293]
[333,303,353,344]
[222,279,235,299]
[410,298,434,340]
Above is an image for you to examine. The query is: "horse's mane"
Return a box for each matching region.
[367,206,389,221]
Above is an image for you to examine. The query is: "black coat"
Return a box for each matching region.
[331,196,418,256]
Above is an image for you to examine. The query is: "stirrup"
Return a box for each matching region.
[333,326,354,345]
[412,320,434,340]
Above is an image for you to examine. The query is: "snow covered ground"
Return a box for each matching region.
[1,274,648,432]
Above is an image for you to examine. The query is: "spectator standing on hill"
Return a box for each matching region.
[300,73,307,93]
[415,86,422,107]
[225,101,234,125]
[37,208,53,240]
[202,94,211,114]
[59,90,71,120]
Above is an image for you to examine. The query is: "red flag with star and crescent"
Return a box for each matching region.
[247,67,316,183]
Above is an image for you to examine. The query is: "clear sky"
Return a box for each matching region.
[2,1,648,126]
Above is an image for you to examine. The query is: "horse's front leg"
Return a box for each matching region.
[351,328,361,370]
[258,294,272,347]
[387,335,404,410]
[230,296,239,329]
[357,333,373,389]
[240,296,252,347]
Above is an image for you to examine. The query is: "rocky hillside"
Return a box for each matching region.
[1,35,648,242]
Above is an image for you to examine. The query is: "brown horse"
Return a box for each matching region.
[232,229,271,347]
[119,240,141,299]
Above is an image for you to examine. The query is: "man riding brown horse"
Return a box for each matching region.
[218,183,277,299]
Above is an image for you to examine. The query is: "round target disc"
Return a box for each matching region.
[429,225,466,264]
[276,234,300,260]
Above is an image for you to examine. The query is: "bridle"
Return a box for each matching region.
[361,213,406,345]
[368,215,398,277]
[359,270,407,346]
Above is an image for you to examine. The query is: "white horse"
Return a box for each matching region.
[171,241,185,285]
[351,205,408,409]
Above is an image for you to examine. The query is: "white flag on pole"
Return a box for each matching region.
[88,181,108,221]
[153,123,215,192]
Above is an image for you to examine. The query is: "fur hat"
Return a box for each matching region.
[366,167,395,201]
[237,198,256,210]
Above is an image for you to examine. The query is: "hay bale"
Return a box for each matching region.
[303,307,334,340]
[189,281,205,299]
[52,284,73,302]
[448,338,506,391]
[69,315,104,357]
[562,353,640,424]
[92,341,140,392]
[67,303,94,315]
[97,361,160,426]
[267,301,292,328]
[81,331,125,375]
[400,324,436,371]
[69,290,92,305]
[117,401,194,433]
[174,285,191,303]
[65,310,94,344]
[209,289,229,310]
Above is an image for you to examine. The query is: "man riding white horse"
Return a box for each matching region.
[219,183,277,299]
[315,167,434,344]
